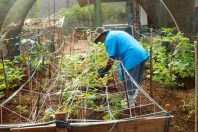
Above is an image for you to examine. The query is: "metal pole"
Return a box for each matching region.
[195,41,198,132]
[66,0,69,8]
[150,28,153,97]
[88,0,92,27]
[13,31,19,56]
[35,55,45,122]
[94,0,101,27]
[47,0,51,27]
[99,0,103,27]
[1,50,9,97]
[133,1,137,39]
[170,41,174,90]
[134,0,137,25]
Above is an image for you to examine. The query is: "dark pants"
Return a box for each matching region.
[124,61,145,106]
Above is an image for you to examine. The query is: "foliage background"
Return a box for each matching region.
[59,4,127,32]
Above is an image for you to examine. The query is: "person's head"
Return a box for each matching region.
[94,27,108,44]
[94,32,107,43]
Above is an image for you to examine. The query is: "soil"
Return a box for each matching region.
[0,40,195,131]
[141,78,195,132]
[1,76,194,131]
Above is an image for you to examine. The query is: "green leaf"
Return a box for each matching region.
[86,100,94,105]
[0,84,6,90]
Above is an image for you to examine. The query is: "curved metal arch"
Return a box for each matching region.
[0,0,17,32]
[3,0,37,60]
[137,0,179,31]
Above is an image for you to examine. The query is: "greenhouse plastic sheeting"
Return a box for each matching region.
[0,0,16,32]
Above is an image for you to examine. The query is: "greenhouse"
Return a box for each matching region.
[0,0,197,132]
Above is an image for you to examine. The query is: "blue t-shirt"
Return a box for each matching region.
[104,31,150,80]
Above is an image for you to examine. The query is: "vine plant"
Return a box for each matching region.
[43,43,126,121]
[141,28,194,88]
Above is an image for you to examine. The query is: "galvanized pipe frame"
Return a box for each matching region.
[0,0,37,60]
[0,0,17,32]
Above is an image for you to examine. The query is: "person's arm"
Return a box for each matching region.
[104,56,115,72]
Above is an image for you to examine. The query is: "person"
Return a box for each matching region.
[192,7,198,33]
[94,28,150,107]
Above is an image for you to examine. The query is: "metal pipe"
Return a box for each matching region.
[150,28,153,97]
[159,0,180,32]
[170,41,174,89]
[195,41,198,132]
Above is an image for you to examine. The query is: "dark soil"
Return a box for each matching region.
[0,72,195,131]
[0,40,195,131]
[141,78,195,132]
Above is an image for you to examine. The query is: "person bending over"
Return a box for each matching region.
[94,28,150,107]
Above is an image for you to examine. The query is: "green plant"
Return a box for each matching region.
[0,59,25,90]
[46,42,125,120]
[0,92,4,99]
[141,28,194,88]
[103,112,121,120]
[15,105,28,114]
[43,108,55,121]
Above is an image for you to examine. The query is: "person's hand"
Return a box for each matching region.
[98,67,106,78]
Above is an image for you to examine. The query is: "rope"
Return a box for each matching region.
[0,26,169,132]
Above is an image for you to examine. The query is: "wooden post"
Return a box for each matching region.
[170,41,174,89]
[150,28,153,97]
[55,112,68,132]
[26,34,31,89]
[70,33,72,56]
[20,44,30,81]
[1,50,9,97]
[72,30,75,54]
[165,104,170,113]
[195,41,198,132]
[123,22,125,31]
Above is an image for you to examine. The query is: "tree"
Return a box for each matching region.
[59,4,126,32]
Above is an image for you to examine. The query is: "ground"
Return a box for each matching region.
[141,78,195,132]
[0,40,195,131]
[0,74,195,131]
